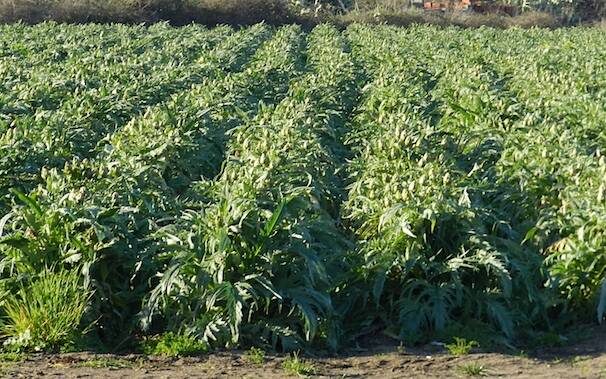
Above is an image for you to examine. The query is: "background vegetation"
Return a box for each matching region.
[0,0,603,27]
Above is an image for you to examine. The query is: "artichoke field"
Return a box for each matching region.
[1,22,605,352]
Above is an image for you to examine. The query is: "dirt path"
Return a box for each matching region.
[3,327,605,378]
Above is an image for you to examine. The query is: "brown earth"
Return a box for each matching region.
[2,326,605,378]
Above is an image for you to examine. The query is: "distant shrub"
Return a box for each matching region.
[0,0,150,23]
[446,11,510,28]
[508,10,560,28]
[0,0,312,25]
[0,0,563,28]
[184,0,297,25]
[337,8,429,27]
[337,8,560,28]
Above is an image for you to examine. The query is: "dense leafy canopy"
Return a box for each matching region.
[1,22,605,352]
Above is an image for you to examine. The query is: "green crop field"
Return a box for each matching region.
[1,22,605,354]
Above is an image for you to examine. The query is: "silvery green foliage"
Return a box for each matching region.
[1,23,606,352]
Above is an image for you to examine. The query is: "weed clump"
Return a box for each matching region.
[141,332,208,357]
[0,269,91,352]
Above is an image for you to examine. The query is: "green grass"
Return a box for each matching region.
[243,347,265,365]
[0,269,92,352]
[140,332,208,358]
[0,352,25,362]
[77,358,134,369]
[282,353,316,377]
[397,343,406,354]
[0,351,25,376]
[552,355,592,366]
[456,363,488,376]
[446,338,479,356]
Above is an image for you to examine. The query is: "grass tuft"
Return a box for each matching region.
[140,332,208,357]
[0,352,25,362]
[243,347,266,365]
[282,353,316,377]
[0,269,91,352]
[77,358,134,369]
[446,338,479,356]
[456,363,488,376]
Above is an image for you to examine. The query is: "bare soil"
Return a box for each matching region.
[3,326,605,378]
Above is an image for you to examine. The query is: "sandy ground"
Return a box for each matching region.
[2,326,605,378]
